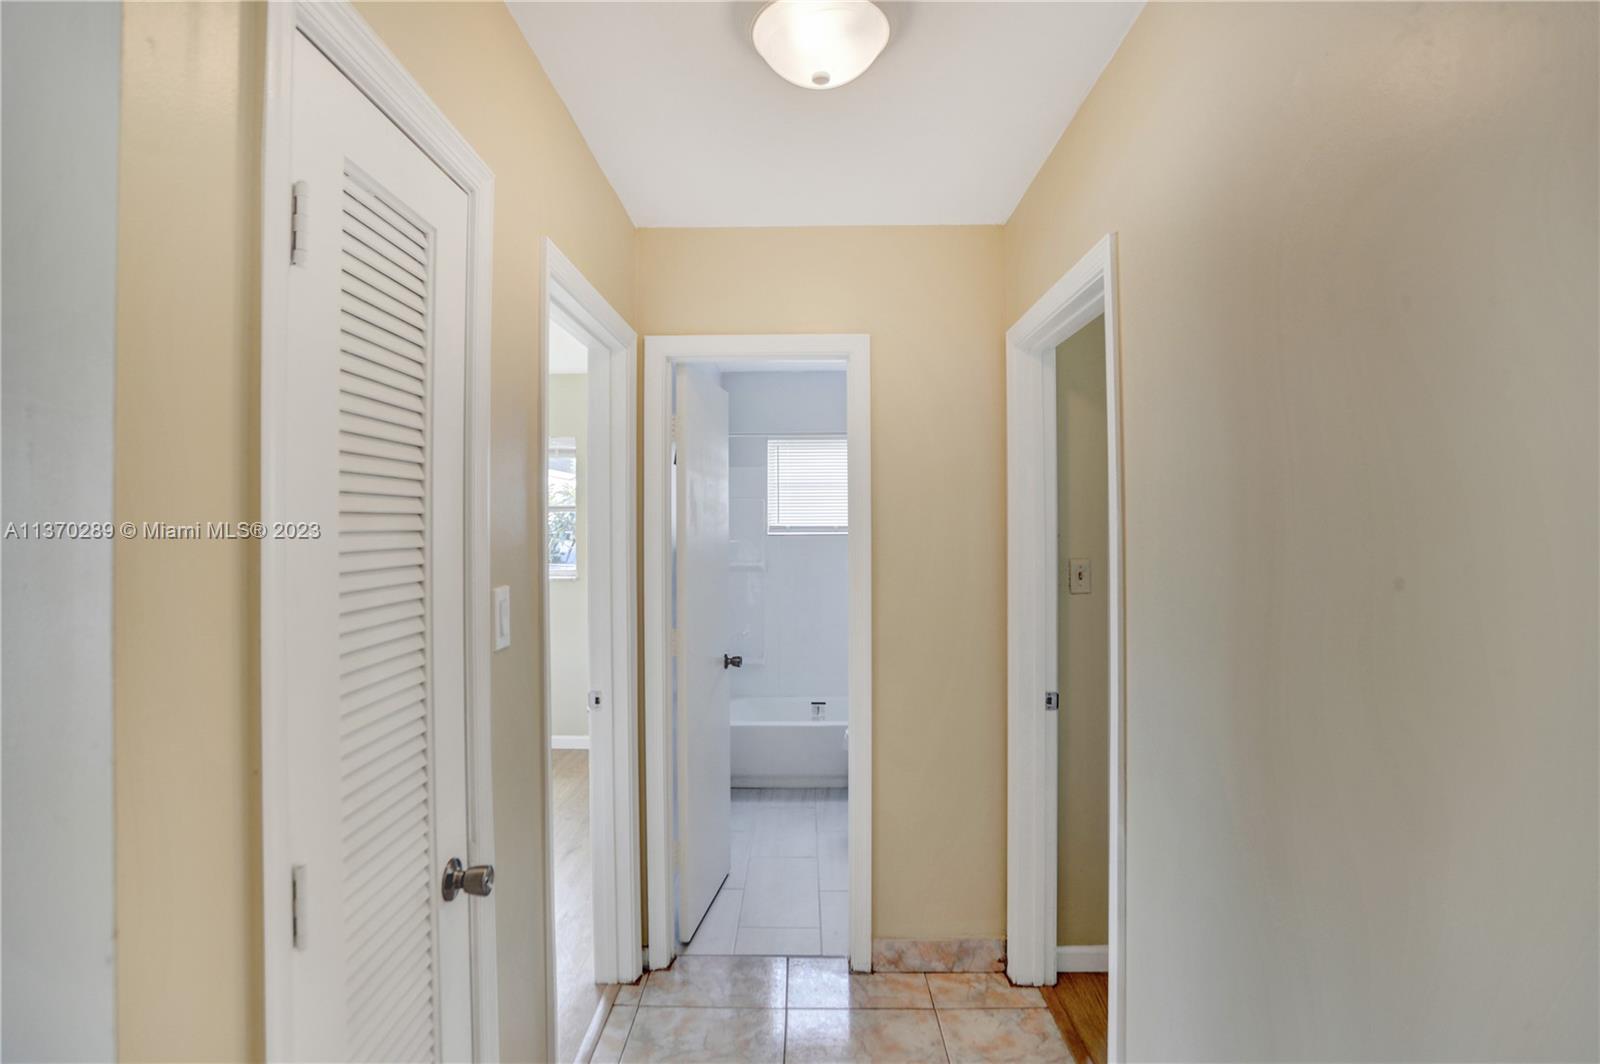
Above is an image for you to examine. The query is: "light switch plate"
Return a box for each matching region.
[1068,558,1092,595]
[493,585,511,650]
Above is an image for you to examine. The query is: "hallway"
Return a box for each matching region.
[593,956,1107,1063]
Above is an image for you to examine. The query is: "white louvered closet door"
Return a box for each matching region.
[282,31,473,1063]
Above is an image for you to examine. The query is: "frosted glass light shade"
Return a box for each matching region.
[752,1,891,91]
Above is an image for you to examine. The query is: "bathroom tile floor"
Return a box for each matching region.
[595,956,1099,1063]
[684,788,849,958]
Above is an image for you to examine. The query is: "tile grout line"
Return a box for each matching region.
[613,999,639,1062]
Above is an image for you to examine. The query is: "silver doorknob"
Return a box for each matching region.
[441,857,494,901]
[723,654,743,669]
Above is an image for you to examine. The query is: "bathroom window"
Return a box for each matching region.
[548,437,578,578]
[767,436,848,535]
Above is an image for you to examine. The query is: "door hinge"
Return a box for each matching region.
[291,863,308,949]
[1044,691,1059,712]
[290,180,310,266]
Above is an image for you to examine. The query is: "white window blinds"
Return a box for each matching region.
[766,436,848,534]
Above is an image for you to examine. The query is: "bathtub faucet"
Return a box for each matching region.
[810,700,826,720]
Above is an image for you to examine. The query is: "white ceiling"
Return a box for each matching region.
[508,2,1143,228]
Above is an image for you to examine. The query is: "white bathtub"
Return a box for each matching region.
[730,696,849,788]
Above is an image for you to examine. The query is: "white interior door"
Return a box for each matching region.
[673,366,733,940]
[280,30,476,1061]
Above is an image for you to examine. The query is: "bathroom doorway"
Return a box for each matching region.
[642,335,873,972]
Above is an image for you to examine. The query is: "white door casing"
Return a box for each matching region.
[643,334,872,973]
[537,241,640,1005]
[1005,234,1126,1061]
[672,365,734,940]
[275,28,474,1062]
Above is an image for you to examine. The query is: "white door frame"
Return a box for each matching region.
[537,240,641,1028]
[643,334,874,972]
[259,2,499,1058]
[1004,234,1126,1061]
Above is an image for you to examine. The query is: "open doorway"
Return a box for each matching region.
[644,335,873,973]
[539,242,640,1063]
[1005,235,1125,1060]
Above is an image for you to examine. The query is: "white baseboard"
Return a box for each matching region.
[731,774,847,789]
[551,735,590,750]
[1055,945,1108,973]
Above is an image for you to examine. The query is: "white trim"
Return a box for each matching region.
[260,3,499,1059]
[730,775,848,789]
[643,334,873,973]
[538,240,641,1064]
[1004,234,1126,1063]
[1054,945,1110,973]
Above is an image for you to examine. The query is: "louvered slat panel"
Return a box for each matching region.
[340,688,426,743]
[342,785,428,856]
[339,614,425,654]
[339,530,426,555]
[341,312,425,362]
[341,352,425,398]
[340,373,427,419]
[340,495,426,518]
[376,1011,437,1064]
[336,169,436,1062]
[342,341,426,390]
[345,183,428,250]
[343,199,428,272]
[340,581,427,616]
[342,249,426,315]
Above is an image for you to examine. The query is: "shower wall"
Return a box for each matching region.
[724,370,849,700]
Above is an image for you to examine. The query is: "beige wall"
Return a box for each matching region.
[113,2,635,1059]
[114,5,265,1058]
[1006,4,1598,1059]
[636,227,1008,939]
[549,372,591,740]
[1055,317,1108,948]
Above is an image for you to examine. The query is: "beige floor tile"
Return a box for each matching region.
[734,926,821,956]
[787,957,933,1009]
[785,1009,949,1063]
[927,973,1046,1009]
[616,983,643,1006]
[936,1008,1072,1063]
[619,1007,784,1063]
[591,1005,636,1064]
[640,955,786,1008]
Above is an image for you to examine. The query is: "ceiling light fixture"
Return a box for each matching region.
[752,0,891,91]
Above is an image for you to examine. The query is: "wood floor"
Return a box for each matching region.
[1041,973,1108,1064]
[553,748,602,1064]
